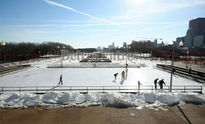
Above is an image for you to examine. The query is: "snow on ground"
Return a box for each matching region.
[0,91,205,109]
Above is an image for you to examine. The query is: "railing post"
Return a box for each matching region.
[119,86,120,93]
[1,87,3,94]
[87,86,88,92]
[70,86,71,91]
[103,86,104,93]
[201,86,203,93]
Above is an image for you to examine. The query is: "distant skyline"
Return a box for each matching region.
[1,0,205,48]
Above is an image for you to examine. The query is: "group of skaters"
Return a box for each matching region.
[114,64,129,82]
[113,63,167,90]
[58,63,167,89]
[113,69,128,81]
[154,78,166,90]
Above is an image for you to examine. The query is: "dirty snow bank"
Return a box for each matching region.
[0,91,205,109]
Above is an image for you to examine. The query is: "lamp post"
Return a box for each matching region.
[165,41,183,92]
[1,40,6,63]
[186,50,189,68]
[125,46,130,69]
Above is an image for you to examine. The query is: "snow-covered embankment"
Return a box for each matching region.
[0,91,205,109]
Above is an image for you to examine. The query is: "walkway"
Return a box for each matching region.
[1,104,205,124]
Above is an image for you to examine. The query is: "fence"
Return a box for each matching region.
[157,64,205,82]
[47,62,141,68]
[0,85,202,94]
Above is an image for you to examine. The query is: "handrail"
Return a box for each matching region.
[0,85,202,94]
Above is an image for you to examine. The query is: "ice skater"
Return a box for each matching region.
[125,68,128,78]
[154,78,158,90]
[126,63,128,68]
[114,73,118,80]
[121,71,125,80]
[158,79,166,90]
[58,74,63,85]
[138,81,142,92]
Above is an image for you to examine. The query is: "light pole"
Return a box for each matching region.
[164,41,183,92]
[186,50,189,68]
[1,40,6,63]
[60,46,66,68]
[125,46,130,69]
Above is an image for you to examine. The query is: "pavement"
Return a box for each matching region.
[167,61,205,72]
[1,104,205,124]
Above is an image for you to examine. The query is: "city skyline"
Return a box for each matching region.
[1,0,205,48]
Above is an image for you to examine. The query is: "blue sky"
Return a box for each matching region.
[0,0,205,48]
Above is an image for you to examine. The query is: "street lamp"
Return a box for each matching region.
[125,46,130,69]
[1,40,6,63]
[186,50,189,68]
[165,41,183,92]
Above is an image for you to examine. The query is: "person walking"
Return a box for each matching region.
[114,73,118,80]
[158,79,166,90]
[189,67,192,74]
[121,71,125,80]
[154,78,158,90]
[58,74,63,85]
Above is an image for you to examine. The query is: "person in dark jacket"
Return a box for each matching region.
[158,79,166,89]
[138,81,142,92]
[173,68,176,74]
[114,73,118,80]
[154,78,158,90]
[189,67,192,74]
[58,74,63,85]
[126,63,128,69]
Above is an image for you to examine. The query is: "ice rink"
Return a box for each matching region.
[0,58,201,87]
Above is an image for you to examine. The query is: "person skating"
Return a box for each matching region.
[126,63,128,69]
[158,79,166,90]
[114,73,118,80]
[125,68,128,78]
[138,81,142,92]
[154,78,158,90]
[121,71,125,80]
[58,74,63,85]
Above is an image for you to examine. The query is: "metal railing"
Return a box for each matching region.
[0,85,202,94]
[157,64,205,82]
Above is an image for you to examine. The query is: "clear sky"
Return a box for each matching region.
[0,0,205,48]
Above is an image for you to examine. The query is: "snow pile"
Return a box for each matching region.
[0,91,205,109]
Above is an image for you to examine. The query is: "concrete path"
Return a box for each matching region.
[1,104,205,124]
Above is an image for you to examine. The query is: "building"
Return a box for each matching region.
[108,42,116,49]
[96,46,102,51]
[123,42,127,48]
[190,18,205,36]
[176,18,205,48]
[193,35,205,47]
[153,39,158,47]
